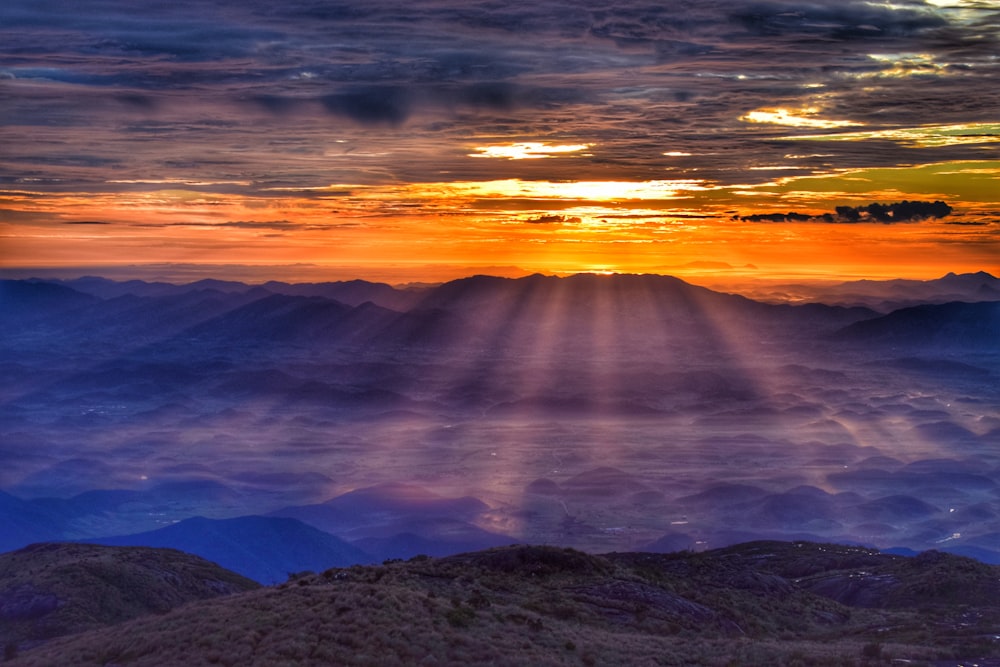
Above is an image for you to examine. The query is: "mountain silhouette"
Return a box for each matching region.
[89,515,374,584]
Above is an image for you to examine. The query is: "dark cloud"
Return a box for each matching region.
[729,2,946,39]
[737,212,813,223]
[738,201,954,224]
[525,214,582,224]
[63,220,112,225]
[2,0,999,194]
[253,81,586,126]
[321,87,412,126]
[838,201,953,223]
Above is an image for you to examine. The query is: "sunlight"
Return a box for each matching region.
[741,107,863,129]
[852,53,949,79]
[469,143,594,160]
[442,179,710,201]
[780,122,1000,148]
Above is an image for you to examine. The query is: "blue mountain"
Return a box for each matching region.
[89,515,375,584]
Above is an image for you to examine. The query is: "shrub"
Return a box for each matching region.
[862,642,882,660]
[445,606,476,628]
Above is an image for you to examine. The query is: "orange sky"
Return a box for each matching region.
[4,160,997,282]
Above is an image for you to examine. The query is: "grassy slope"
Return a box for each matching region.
[0,543,259,652]
[11,541,1000,666]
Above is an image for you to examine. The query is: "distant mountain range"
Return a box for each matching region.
[0,483,517,582]
[29,275,428,311]
[88,515,374,584]
[6,271,996,356]
[746,270,1000,311]
[1,272,880,359]
[9,541,1000,665]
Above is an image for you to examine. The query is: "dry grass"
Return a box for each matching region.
[12,542,1000,666]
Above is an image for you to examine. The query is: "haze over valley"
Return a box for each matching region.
[2,271,998,582]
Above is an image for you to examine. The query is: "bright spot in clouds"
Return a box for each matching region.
[850,53,949,79]
[741,108,863,129]
[443,179,710,201]
[470,142,593,160]
[783,122,1000,148]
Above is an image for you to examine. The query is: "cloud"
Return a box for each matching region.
[471,143,593,160]
[524,214,582,224]
[252,81,587,127]
[728,2,946,39]
[3,0,1000,215]
[779,123,1000,148]
[738,200,954,223]
[320,87,413,126]
[741,108,862,129]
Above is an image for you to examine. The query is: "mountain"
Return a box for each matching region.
[176,293,410,348]
[58,276,428,311]
[3,274,878,363]
[259,279,428,311]
[0,491,66,553]
[63,289,265,336]
[0,285,263,355]
[12,541,1000,666]
[406,273,874,358]
[751,271,1000,311]
[0,542,258,655]
[272,484,514,560]
[352,518,515,561]
[835,300,1000,349]
[0,281,97,327]
[59,276,252,299]
[273,482,490,534]
[87,515,375,584]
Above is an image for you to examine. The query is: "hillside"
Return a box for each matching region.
[0,543,259,656]
[11,541,1000,666]
[835,300,1000,350]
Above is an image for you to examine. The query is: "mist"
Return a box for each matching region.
[1,272,998,577]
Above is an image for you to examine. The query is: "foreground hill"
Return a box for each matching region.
[12,541,1000,666]
[0,543,259,655]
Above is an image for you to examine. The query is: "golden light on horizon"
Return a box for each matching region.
[446,179,711,201]
[2,159,998,283]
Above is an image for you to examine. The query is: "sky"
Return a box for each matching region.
[1,0,999,283]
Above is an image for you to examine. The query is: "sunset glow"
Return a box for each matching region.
[1,0,998,282]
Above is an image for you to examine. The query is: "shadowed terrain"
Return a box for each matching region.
[8,541,1000,666]
[0,543,258,654]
